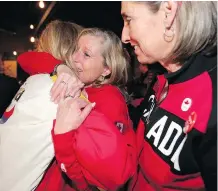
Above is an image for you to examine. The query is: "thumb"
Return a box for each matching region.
[80,102,95,120]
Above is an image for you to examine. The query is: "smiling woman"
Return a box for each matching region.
[121,1,217,191]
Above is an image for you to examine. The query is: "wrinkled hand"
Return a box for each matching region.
[50,72,84,104]
[54,97,95,134]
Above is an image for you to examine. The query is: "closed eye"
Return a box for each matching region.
[125,17,132,25]
[126,17,131,22]
[84,52,90,57]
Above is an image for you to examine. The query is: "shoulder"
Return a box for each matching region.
[86,85,128,122]
[87,84,126,106]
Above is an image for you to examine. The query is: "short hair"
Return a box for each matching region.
[145,1,217,62]
[76,28,130,88]
[36,20,83,61]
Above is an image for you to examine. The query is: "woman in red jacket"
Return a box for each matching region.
[121,1,217,191]
[37,28,137,191]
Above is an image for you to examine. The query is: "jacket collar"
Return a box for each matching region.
[164,53,217,84]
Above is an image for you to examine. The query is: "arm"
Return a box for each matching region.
[76,111,136,190]
[52,126,91,191]
[53,111,136,190]
[17,52,62,75]
[52,93,137,190]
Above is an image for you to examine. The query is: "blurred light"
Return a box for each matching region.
[13,51,17,56]
[30,37,35,43]
[30,24,34,29]
[39,1,45,9]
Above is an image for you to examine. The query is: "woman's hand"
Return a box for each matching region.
[54,97,95,134]
[50,72,84,104]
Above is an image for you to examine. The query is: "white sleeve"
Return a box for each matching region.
[0,74,57,191]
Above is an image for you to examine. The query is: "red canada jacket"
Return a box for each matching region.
[130,54,217,191]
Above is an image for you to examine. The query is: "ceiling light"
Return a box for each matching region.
[39,1,45,9]
[30,37,35,43]
[13,51,17,56]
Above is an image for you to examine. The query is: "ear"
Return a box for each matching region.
[162,1,178,28]
[102,67,111,77]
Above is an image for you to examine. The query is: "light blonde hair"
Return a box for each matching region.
[76,28,130,88]
[36,20,83,61]
[145,1,217,63]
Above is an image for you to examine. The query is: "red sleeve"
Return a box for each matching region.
[52,88,137,190]
[51,128,92,191]
[17,52,62,75]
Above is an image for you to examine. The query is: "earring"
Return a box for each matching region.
[163,26,175,42]
[163,13,175,42]
[99,75,105,82]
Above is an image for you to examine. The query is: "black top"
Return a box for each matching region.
[0,74,20,117]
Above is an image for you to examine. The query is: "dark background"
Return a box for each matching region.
[0,1,123,54]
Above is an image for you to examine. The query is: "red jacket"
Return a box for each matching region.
[37,84,137,191]
[17,52,137,191]
[130,54,217,190]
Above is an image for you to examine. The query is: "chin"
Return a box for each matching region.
[137,55,156,64]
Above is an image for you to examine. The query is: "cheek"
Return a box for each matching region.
[130,21,147,45]
[79,65,103,84]
[129,23,139,41]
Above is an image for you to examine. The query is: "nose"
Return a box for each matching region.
[71,51,81,70]
[121,26,130,44]
[72,50,80,63]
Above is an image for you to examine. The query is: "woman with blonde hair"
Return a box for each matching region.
[0,20,83,191]
[121,1,217,190]
[19,20,83,75]
[46,27,137,191]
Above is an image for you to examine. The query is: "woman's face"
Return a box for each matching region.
[121,2,175,64]
[72,34,110,85]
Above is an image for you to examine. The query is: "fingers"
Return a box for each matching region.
[50,73,70,102]
[80,102,95,120]
[53,83,68,104]
[67,86,82,98]
[51,73,70,95]
[65,80,84,96]
[55,97,95,133]
[50,72,84,103]
[59,85,68,102]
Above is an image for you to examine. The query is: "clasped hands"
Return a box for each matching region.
[50,72,95,134]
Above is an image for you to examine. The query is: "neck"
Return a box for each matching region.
[159,60,182,73]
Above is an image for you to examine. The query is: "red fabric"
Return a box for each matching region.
[35,160,65,191]
[17,51,62,75]
[37,85,137,191]
[130,121,204,190]
[128,72,209,190]
[131,98,144,107]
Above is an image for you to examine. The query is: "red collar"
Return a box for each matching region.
[17,52,62,75]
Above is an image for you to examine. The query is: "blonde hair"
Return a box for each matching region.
[36,20,83,61]
[145,1,217,63]
[76,28,130,88]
